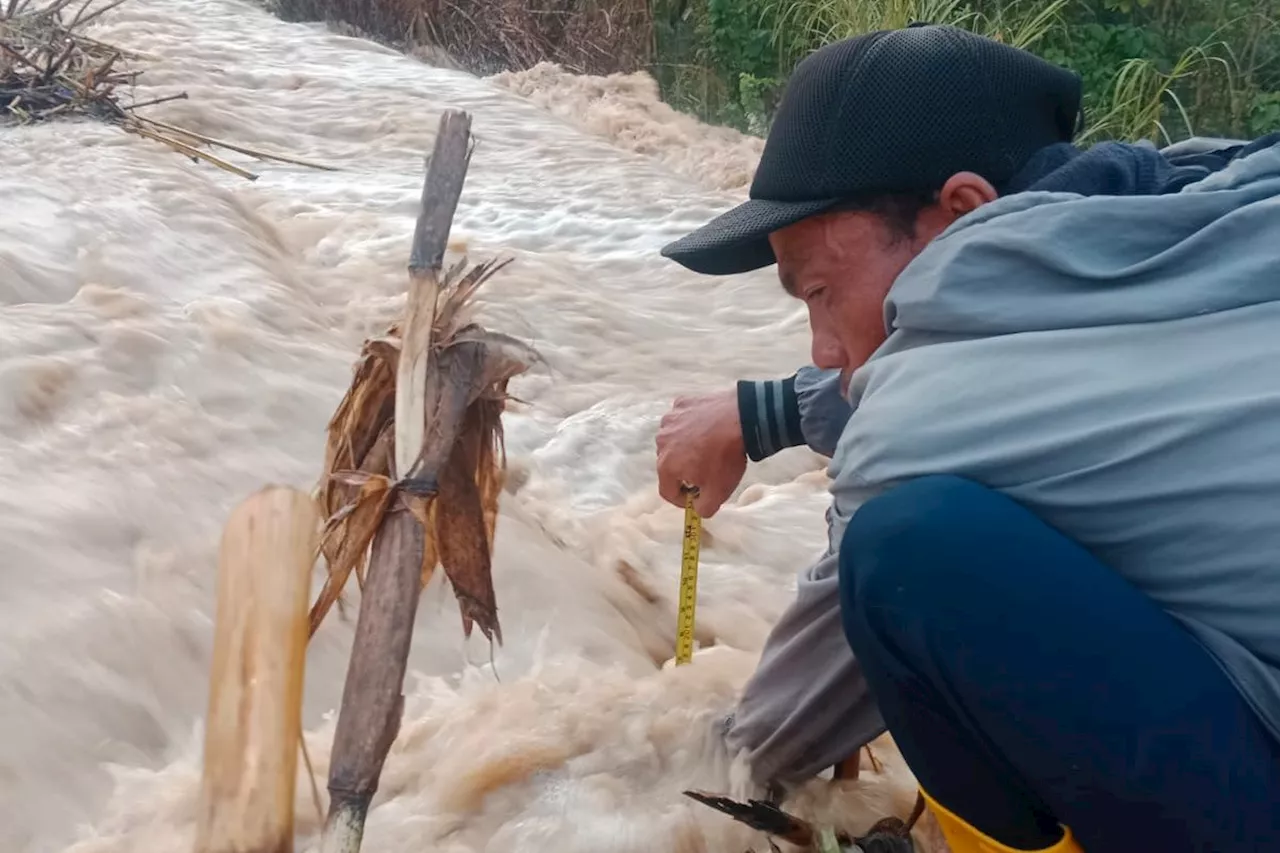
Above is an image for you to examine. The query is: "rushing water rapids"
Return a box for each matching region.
[0,2,921,851]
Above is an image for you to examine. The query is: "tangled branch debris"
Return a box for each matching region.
[1,0,140,123]
[2,0,336,179]
[684,789,927,852]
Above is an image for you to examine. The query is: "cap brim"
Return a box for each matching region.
[660,197,841,275]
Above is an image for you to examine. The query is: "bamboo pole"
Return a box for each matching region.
[395,108,473,481]
[320,108,475,853]
[126,122,260,181]
[320,511,422,853]
[131,115,341,172]
[195,486,322,853]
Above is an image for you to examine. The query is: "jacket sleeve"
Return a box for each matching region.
[723,518,886,788]
[737,366,853,461]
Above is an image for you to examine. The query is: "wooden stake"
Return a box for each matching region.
[195,486,322,853]
[395,108,473,480]
[320,509,423,853]
[320,108,474,853]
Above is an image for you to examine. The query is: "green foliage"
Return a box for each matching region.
[707,0,776,78]
[1253,91,1280,133]
[650,0,1280,143]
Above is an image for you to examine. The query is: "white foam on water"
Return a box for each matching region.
[0,2,922,851]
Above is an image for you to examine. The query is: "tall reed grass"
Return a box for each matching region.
[667,0,1280,143]
[763,0,1068,62]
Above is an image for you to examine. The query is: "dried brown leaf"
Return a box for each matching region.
[321,499,359,532]
[435,424,501,644]
[310,474,394,636]
[433,257,513,341]
[451,327,541,401]
[321,337,398,517]
[364,337,401,371]
[307,249,536,647]
[330,469,380,487]
[467,396,506,546]
[359,420,395,481]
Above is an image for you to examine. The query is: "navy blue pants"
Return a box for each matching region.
[838,475,1280,852]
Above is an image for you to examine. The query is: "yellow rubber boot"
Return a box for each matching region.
[920,789,1083,853]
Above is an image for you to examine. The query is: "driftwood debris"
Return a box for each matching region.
[684,790,818,848]
[683,789,927,853]
[1,0,143,124]
[195,486,322,853]
[315,109,538,853]
[2,0,337,179]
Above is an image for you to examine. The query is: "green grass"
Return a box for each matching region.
[764,0,1068,60]
[654,0,1280,145]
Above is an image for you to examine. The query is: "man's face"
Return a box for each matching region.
[770,210,936,384]
[769,173,997,384]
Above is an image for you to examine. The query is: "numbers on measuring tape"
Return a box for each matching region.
[675,494,702,666]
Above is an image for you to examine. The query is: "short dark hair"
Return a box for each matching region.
[829,191,941,242]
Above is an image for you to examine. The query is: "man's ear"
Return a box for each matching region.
[938,172,998,220]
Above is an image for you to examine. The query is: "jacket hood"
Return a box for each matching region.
[882,138,1280,343]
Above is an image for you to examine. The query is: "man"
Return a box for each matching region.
[656,23,1280,853]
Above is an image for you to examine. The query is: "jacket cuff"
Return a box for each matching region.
[737,376,805,462]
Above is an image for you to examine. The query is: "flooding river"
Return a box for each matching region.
[0,2,918,850]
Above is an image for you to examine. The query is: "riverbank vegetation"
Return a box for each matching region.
[656,0,1279,142]
[271,0,1279,144]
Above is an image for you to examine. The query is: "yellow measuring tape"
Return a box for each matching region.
[675,486,702,666]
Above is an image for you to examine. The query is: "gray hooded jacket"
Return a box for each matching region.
[726,137,1280,787]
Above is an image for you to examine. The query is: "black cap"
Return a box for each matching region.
[661,25,1082,275]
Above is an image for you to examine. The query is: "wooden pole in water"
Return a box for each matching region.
[195,486,321,853]
[320,108,474,853]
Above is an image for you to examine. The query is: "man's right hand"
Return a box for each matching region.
[656,389,748,518]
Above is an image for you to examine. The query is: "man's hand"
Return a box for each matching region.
[656,389,747,518]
